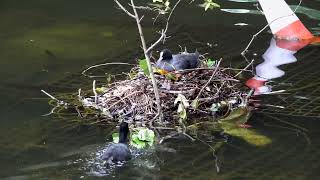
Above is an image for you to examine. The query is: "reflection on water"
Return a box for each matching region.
[246,37,312,95]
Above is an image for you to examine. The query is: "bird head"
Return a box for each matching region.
[159,49,173,61]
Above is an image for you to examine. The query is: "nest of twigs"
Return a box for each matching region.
[79,60,250,127]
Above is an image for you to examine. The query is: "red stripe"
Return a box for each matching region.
[275,38,309,51]
[275,20,315,51]
[276,20,313,40]
[246,78,266,89]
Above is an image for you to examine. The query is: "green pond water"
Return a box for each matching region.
[1,0,320,179]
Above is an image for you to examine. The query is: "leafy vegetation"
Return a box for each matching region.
[139,59,150,77]
[112,127,156,149]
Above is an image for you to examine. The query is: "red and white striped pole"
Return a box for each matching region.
[246,0,318,95]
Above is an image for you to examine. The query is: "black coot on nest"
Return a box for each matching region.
[101,122,131,162]
[156,49,200,71]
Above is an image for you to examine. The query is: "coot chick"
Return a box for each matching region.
[156,49,200,71]
[101,122,131,162]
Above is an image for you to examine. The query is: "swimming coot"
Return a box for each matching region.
[156,49,200,71]
[101,122,131,162]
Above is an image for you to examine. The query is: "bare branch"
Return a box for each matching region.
[233,59,254,77]
[114,0,135,18]
[138,15,145,23]
[130,0,163,123]
[146,0,183,53]
[128,3,153,10]
[146,30,165,53]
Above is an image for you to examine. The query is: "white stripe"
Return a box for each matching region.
[258,0,299,33]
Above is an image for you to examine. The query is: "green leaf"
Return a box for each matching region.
[139,59,150,76]
[174,94,189,107]
[177,103,184,113]
[210,2,220,8]
[95,87,107,93]
[191,99,199,109]
[165,73,177,81]
[106,74,112,84]
[112,133,119,143]
[201,0,220,11]
[164,0,170,7]
[113,127,155,149]
[178,103,187,120]
[206,58,216,68]
[210,103,220,112]
[130,127,155,149]
[137,128,155,142]
[131,134,147,149]
[205,3,211,11]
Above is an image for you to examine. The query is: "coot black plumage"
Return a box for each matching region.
[101,122,131,162]
[156,49,200,71]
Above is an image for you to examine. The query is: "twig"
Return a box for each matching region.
[151,126,175,130]
[41,90,68,116]
[159,132,179,144]
[106,91,142,111]
[128,4,153,11]
[233,59,254,77]
[78,88,82,100]
[146,30,165,53]
[160,89,196,94]
[41,90,60,102]
[114,0,135,18]
[42,106,58,116]
[41,90,68,106]
[245,89,254,105]
[241,23,270,56]
[263,90,286,94]
[82,62,134,78]
[92,80,98,104]
[138,15,144,23]
[176,67,252,73]
[183,132,195,141]
[196,59,222,99]
[146,0,182,53]
[262,104,285,109]
[214,81,226,99]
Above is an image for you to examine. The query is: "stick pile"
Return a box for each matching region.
[80,62,250,127]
